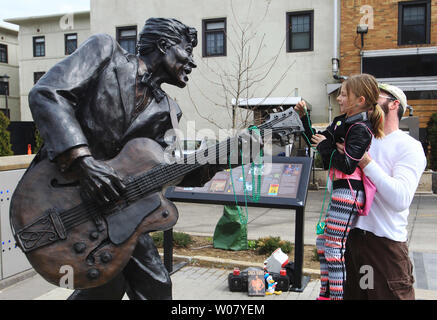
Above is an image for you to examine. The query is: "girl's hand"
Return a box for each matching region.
[311,134,326,148]
[336,142,345,155]
[294,100,307,118]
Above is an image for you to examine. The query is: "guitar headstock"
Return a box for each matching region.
[263,107,304,146]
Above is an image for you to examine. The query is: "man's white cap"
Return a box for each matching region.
[378,83,408,115]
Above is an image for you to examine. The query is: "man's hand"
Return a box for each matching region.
[337,142,372,169]
[77,156,126,205]
[359,152,372,169]
[294,100,308,118]
[311,134,326,148]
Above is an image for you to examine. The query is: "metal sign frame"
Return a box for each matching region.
[164,156,313,292]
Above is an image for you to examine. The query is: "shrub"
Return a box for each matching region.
[312,247,319,262]
[314,152,324,169]
[255,236,293,255]
[247,240,257,250]
[151,231,193,248]
[427,113,437,171]
[0,112,13,156]
[173,232,193,248]
[35,128,44,153]
[151,232,164,247]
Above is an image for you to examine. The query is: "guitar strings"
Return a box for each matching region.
[60,138,241,228]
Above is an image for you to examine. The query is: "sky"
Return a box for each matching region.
[0,0,90,30]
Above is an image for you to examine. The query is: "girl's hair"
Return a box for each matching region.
[344,74,385,139]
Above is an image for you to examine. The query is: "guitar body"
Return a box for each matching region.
[10,138,179,289]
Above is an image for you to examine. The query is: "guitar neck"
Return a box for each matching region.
[57,111,301,231]
[127,123,272,198]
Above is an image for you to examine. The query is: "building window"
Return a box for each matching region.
[0,44,7,63]
[0,82,8,96]
[202,18,226,57]
[34,72,46,85]
[363,53,437,78]
[33,36,45,57]
[287,11,314,52]
[116,26,137,54]
[398,0,431,45]
[65,33,78,55]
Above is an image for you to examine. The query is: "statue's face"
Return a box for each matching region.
[162,37,197,88]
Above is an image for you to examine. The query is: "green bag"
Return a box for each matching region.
[213,205,248,251]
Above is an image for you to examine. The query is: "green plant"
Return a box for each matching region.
[35,128,44,153]
[247,240,257,250]
[151,231,193,248]
[427,112,437,171]
[312,247,319,262]
[0,111,13,156]
[173,232,193,248]
[151,232,164,247]
[314,152,324,169]
[255,236,293,255]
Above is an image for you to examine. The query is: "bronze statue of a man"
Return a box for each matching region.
[28,18,218,300]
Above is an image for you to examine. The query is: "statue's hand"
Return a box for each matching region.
[77,156,126,205]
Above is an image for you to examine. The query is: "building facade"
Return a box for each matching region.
[0,26,19,121]
[5,0,344,134]
[339,0,437,142]
[5,11,91,121]
[89,0,340,132]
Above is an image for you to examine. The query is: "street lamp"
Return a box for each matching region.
[0,74,10,118]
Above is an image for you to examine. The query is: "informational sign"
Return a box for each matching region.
[165,156,312,209]
[164,156,313,292]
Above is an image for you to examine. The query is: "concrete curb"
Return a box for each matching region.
[0,269,36,290]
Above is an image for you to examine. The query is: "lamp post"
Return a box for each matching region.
[0,74,10,118]
[356,24,369,49]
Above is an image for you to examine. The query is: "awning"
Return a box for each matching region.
[232,97,311,110]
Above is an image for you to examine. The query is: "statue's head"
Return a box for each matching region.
[137,18,197,88]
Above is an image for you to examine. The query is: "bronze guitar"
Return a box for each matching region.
[9,108,303,289]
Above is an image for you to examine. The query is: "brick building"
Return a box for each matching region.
[339,0,437,144]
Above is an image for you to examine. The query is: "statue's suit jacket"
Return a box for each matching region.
[30,33,182,162]
[28,33,214,186]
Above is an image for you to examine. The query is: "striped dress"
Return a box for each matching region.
[317,187,365,300]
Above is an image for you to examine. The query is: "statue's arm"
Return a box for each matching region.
[29,34,115,165]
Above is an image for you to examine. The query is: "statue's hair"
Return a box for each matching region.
[137,18,197,55]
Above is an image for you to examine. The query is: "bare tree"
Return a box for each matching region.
[188,0,296,130]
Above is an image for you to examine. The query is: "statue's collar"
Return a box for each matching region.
[137,59,166,103]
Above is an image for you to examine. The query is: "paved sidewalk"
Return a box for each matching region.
[0,267,321,300]
[0,190,436,300]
